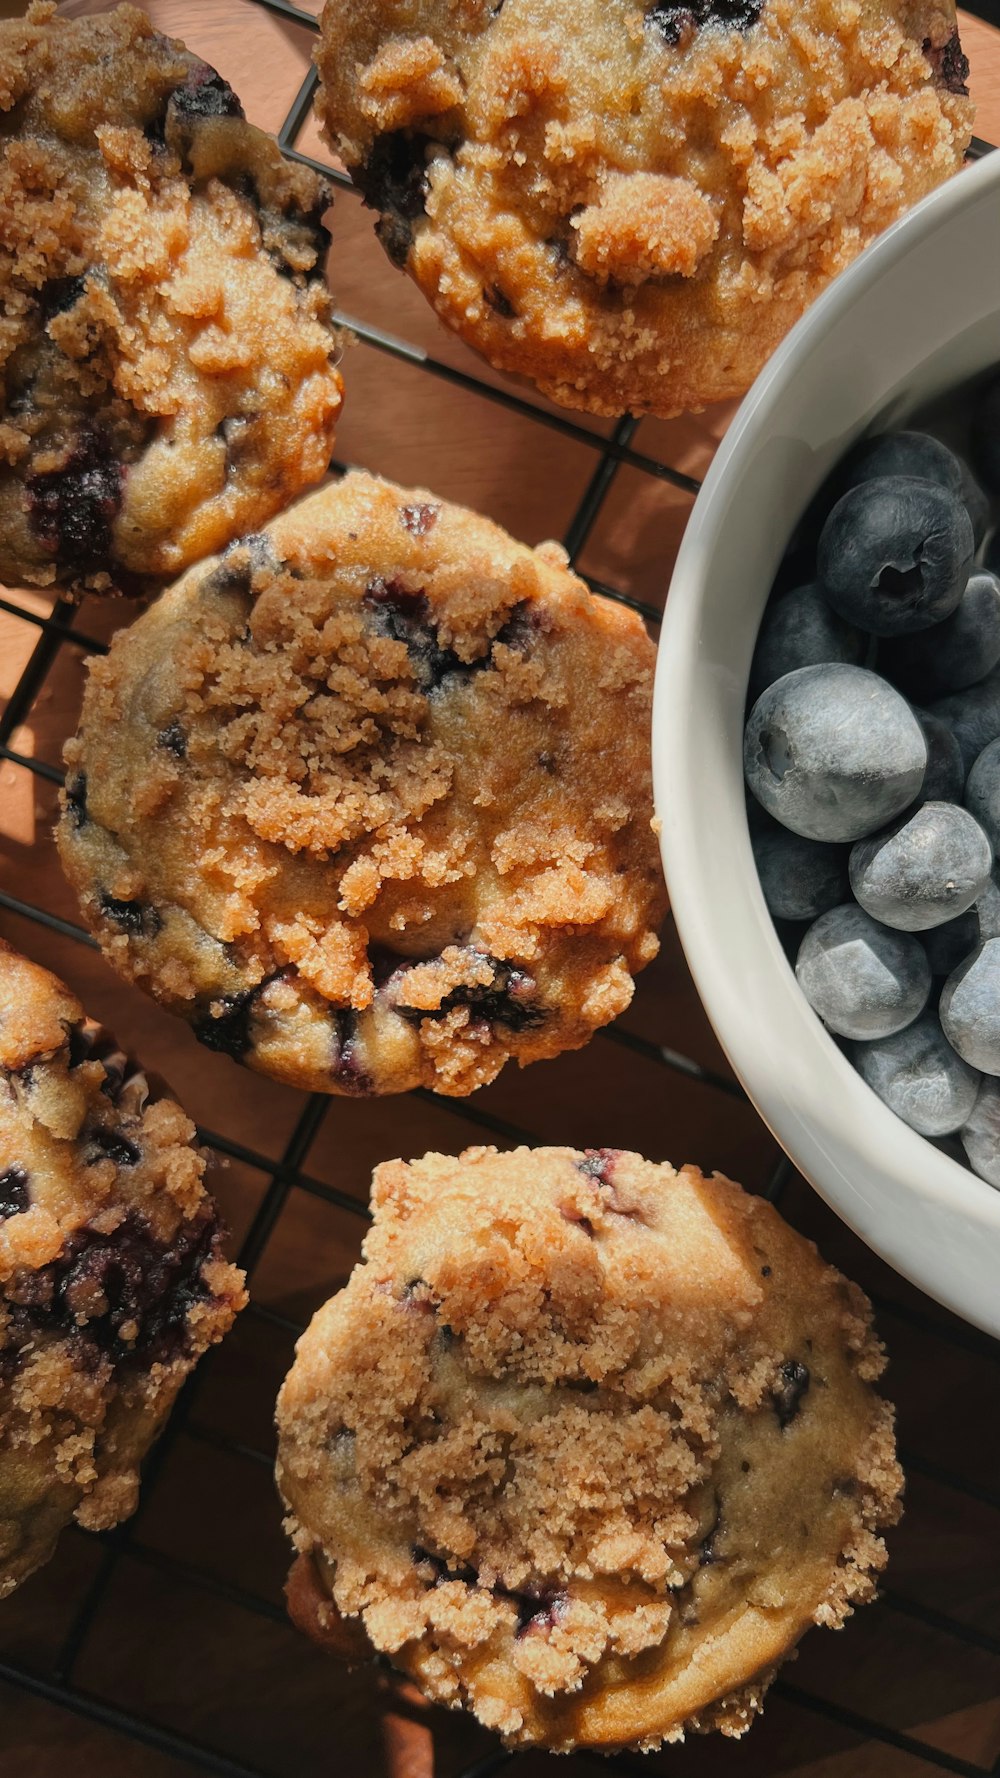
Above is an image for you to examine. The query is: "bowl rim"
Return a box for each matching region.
[653,150,1000,1337]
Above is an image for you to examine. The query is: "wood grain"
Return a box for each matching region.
[1,4,999,1776]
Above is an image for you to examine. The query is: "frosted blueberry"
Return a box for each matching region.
[927,665,1000,773]
[818,476,973,637]
[850,1011,980,1136]
[751,821,849,922]
[921,909,980,978]
[940,938,1000,1074]
[878,571,1000,702]
[959,1077,1000,1187]
[965,737,1000,854]
[748,583,865,704]
[849,802,992,932]
[744,665,926,842]
[795,905,930,1040]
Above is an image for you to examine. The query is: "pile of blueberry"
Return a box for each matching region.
[744,368,1000,1188]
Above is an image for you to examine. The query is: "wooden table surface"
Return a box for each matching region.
[2,4,1000,1776]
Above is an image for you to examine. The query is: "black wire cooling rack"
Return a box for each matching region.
[1,2,999,1774]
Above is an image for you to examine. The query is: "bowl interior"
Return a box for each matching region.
[654,153,1000,1338]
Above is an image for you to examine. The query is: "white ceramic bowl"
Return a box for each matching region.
[654,151,1000,1338]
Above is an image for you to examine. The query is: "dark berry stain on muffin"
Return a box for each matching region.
[411,1546,567,1636]
[364,580,464,689]
[37,274,87,322]
[64,773,88,829]
[923,30,970,96]
[99,895,163,940]
[3,1205,225,1367]
[331,1008,373,1095]
[148,63,245,146]
[157,721,187,759]
[399,502,439,537]
[394,951,544,1032]
[364,581,535,692]
[773,1359,810,1428]
[483,284,517,319]
[353,131,436,268]
[192,982,266,1059]
[174,67,245,122]
[645,0,763,44]
[26,430,126,568]
[699,1495,723,1566]
[0,1166,31,1220]
[576,1149,619,1186]
[83,1126,141,1169]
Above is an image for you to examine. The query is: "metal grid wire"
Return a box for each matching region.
[0,3,998,1774]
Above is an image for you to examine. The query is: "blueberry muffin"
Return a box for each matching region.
[0,2,342,597]
[57,471,665,1097]
[276,1145,903,1751]
[315,0,973,418]
[0,938,246,1597]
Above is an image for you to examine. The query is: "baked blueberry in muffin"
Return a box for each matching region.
[57,472,665,1097]
[277,1144,902,1750]
[0,938,246,1597]
[0,2,342,596]
[315,0,973,417]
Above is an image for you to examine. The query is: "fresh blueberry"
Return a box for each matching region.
[795,905,931,1039]
[927,664,1000,773]
[971,369,1000,494]
[940,938,1000,1074]
[878,571,1000,701]
[850,1011,980,1136]
[921,909,980,978]
[751,821,849,922]
[849,802,992,932]
[744,665,927,842]
[748,583,866,704]
[965,737,1000,854]
[911,710,965,807]
[817,476,973,637]
[959,1077,1000,1187]
[841,430,965,500]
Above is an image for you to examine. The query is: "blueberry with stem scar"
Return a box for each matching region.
[818,476,973,637]
[744,665,926,842]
